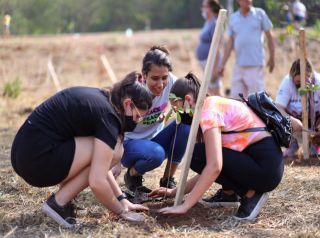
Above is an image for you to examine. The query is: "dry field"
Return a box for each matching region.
[0,29,320,237]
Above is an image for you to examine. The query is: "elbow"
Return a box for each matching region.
[205,164,222,181]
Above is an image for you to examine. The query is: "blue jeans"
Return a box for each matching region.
[122,121,190,174]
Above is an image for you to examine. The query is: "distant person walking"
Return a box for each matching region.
[196,0,224,96]
[283,3,293,26]
[219,0,275,99]
[3,12,11,37]
[292,0,307,29]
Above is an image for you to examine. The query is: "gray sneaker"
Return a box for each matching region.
[233,192,269,221]
[42,194,77,229]
[201,189,240,207]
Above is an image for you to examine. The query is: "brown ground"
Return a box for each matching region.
[0,29,319,237]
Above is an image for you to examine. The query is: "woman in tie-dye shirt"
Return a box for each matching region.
[150,73,301,221]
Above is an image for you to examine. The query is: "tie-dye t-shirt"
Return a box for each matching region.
[200,96,266,151]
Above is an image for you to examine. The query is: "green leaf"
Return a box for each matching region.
[189,108,194,117]
[298,88,307,96]
[176,111,181,124]
[177,108,184,114]
[164,108,173,124]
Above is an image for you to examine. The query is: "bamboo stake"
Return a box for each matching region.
[100,55,118,83]
[174,9,227,206]
[299,28,309,159]
[47,57,62,92]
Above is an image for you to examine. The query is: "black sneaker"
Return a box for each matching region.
[201,189,240,207]
[159,177,177,188]
[124,169,151,194]
[233,192,269,221]
[42,194,77,229]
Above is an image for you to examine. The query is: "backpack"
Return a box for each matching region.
[222,91,292,148]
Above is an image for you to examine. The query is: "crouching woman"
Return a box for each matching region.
[150,73,302,221]
[11,71,152,228]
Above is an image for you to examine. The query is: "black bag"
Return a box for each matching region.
[222,91,292,148]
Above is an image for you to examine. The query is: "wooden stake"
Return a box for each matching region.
[299,28,309,159]
[100,55,118,83]
[47,57,62,92]
[174,9,227,206]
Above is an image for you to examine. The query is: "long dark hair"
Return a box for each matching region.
[105,71,153,134]
[170,72,201,102]
[171,73,203,141]
[142,45,172,75]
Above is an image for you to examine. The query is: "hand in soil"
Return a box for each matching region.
[157,205,187,215]
[149,187,174,198]
[123,199,149,212]
[120,211,145,222]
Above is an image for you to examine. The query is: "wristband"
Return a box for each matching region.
[117,193,127,201]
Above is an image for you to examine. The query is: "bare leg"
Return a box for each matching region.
[54,136,94,205]
[55,166,90,206]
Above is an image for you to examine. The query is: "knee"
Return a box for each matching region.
[259,169,284,192]
[149,145,165,167]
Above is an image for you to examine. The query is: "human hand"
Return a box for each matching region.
[120,210,146,222]
[122,199,149,212]
[267,57,275,73]
[157,205,188,215]
[157,113,166,123]
[149,187,174,198]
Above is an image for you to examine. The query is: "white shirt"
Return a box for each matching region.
[275,73,320,117]
[125,72,177,140]
[292,1,307,18]
[228,7,273,66]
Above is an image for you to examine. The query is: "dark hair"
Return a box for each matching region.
[207,0,222,14]
[142,45,172,75]
[289,59,313,79]
[110,71,152,113]
[170,72,201,102]
[171,72,203,142]
[104,71,153,135]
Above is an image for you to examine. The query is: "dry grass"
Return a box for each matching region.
[1,29,320,237]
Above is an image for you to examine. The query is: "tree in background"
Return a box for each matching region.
[0,0,320,35]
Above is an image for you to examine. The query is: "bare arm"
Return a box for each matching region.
[219,36,234,76]
[157,127,223,214]
[276,103,303,133]
[265,30,275,73]
[182,127,223,210]
[88,138,125,214]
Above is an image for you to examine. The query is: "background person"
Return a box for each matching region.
[276,59,320,157]
[196,0,224,96]
[219,0,275,99]
[11,72,152,228]
[3,12,11,36]
[122,46,190,200]
[292,0,307,29]
[150,73,303,221]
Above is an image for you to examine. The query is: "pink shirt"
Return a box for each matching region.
[200,96,266,151]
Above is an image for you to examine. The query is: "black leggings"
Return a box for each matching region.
[190,137,284,197]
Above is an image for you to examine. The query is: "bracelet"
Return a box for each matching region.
[117,193,127,201]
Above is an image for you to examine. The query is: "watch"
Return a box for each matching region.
[117,193,127,201]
